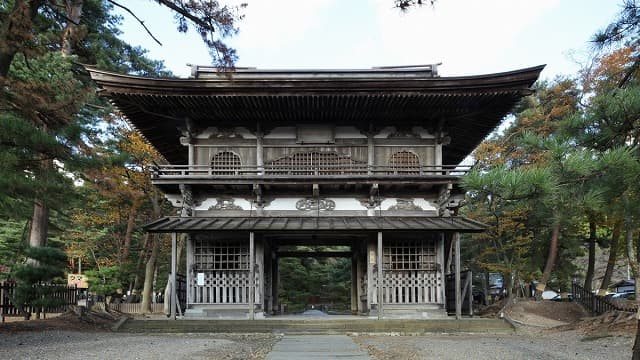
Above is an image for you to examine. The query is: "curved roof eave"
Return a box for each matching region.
[85,65,545,96]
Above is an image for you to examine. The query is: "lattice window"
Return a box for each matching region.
[389,151,420,174]
[383,239,437,271]
[194,239,249,271]
[265,151,366,175]
[211,151,241,175]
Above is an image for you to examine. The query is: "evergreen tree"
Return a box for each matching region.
[11,246,68,319]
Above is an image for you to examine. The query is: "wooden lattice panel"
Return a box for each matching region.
[372,271,442,305]
[388,151,420,174]
[211,151,241,175]
[194,238,249,271]
[265,151,366,175]
[383,239,437,271]
[190,271,261,304]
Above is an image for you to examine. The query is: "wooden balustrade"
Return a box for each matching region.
[153,164,472,178]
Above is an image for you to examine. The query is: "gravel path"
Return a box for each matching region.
[0,327,633,360]
[352,329,633,360]
[0,331,279,360]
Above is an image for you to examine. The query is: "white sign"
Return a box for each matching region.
[197,273,205,286]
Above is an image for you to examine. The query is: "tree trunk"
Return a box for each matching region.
[121,198,141,265]
[28,198,48,248]
[26,0,83,251]
[584,219,597,292]
[128,232,151,302]
[140,188,162,314]
[163,233,186,314]
[599,220,621,295]
[537,224,560,298]
[140,235,160,314]
[61,0,84,57]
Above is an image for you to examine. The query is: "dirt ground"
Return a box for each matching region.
[354,299,637,360]
[0,310,119,332]
[1,302,638,359]
[504,299,590,327]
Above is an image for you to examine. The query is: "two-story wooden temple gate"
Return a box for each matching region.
[87,63,543,320]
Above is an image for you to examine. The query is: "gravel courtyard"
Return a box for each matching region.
[352,329,633,360]
[0,328,633,360]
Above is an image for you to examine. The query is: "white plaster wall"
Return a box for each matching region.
[264,127,296,139]
[332,198,367,210]
[413,198,437,211]
[374,126,395,138]
[380,198,436,211]
[380,198,396,210]
[266,197,367,211]
[235,127,255,139]
[195,126,255,139]
[195,198,217,211]
[165,194,183,208]
[335,126,366,139]
[267,198,299,210]
[414,126,436,139]
[232,198,252,210]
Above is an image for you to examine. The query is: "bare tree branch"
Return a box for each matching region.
[107,0,163,46]
[154,0,213,31]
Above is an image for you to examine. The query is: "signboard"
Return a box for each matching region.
[67,273,89,289]
[197,273,205,286]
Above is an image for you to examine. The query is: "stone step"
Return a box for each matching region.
[116,318,514,334]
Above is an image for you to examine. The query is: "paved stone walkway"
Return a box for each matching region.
[266,335,371,360]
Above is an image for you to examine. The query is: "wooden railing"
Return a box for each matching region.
[572,281,637,315]
[153,164,472,178]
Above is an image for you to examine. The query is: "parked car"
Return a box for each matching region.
[541,290,558,300]
[551,293,573,302]
[611,292,635,300]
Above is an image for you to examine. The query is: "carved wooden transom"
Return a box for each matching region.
[266,151,365,175]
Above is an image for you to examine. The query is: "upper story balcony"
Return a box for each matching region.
[152,163,471,185]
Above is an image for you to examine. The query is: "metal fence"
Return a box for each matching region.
[572,281,637,315]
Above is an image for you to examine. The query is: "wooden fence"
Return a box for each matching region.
[572,282,637,315]
[102,274,185,314]
[1,281,79,321]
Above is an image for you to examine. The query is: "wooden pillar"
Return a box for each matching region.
[256,121,264,175]
[186,235,193,307]
[367,126,375,175]
[272,255,279,314]
[256,235,264,314]
[351,249,358,314]
[439,233,446,304]
[454,232,461,320]
[377,231,383,320]
[170,232,177,320]
[249,232,255,320]
[356,243,364,314]
[188,144,195,164]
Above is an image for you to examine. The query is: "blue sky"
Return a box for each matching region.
[116,0,622,79]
